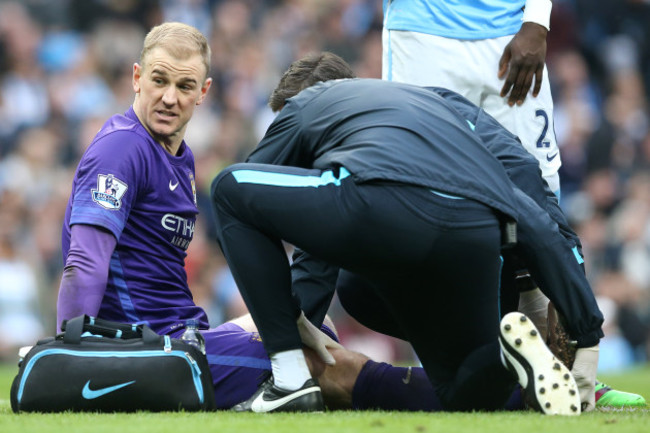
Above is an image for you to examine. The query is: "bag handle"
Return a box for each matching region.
[62,315,87,344]
[141,326,162,344]
[61,315,162,345]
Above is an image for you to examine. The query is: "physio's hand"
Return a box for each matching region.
[498,22,548,106]
[571,345,599,412]
[297,311,343,365]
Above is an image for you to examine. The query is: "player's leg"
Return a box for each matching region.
[302,345,368,410]
[337,269,531,411]
[201,317,347,410]
[336,270,406,340]
[338,266,524,345]
[211,163,368,411]
[336,256,561,412]
[347,189,579,414]
[331,352,520,412]
[218,313,517,412]
[352,360,444,411]
[212,165,578,413]
[212,163,495,361]
[211,164,469,411]
[353,190,517,411]
[211,164,433,353]
[201,322,273,410]
[212,164,510,411]
[208,313,443,411]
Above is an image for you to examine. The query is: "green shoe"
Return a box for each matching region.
[595,381,647,408]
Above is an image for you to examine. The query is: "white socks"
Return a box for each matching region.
[271,349,312,391]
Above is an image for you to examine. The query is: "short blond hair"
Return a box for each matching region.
[140,22,211,79]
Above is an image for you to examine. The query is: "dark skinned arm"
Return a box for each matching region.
[498,21,549,106]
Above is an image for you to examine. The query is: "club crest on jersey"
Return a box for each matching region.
[92,174,128,210]
[189,172,197,207]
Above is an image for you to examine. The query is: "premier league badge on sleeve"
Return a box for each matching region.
[92,174,128,210]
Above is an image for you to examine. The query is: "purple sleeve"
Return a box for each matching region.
[69,129,142,239]
[56,224,117,332]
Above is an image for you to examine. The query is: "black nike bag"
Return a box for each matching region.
[10,315,216,412]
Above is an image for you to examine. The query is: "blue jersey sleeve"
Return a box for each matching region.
[69,130,145,239]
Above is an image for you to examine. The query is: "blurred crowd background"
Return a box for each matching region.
[0,0,649,373]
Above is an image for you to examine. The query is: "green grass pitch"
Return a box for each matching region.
[1,362,648,433]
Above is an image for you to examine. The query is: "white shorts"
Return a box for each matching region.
[383,29,561,193]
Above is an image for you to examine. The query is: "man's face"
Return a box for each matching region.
[132,47,211,148]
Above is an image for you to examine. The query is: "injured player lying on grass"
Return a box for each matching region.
[215,311,646,412]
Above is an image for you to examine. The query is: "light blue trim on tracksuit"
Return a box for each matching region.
[572,246,584,265]
[232,167,351,188]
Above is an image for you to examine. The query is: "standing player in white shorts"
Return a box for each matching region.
[381,0,645,409]
[383,0,560,193]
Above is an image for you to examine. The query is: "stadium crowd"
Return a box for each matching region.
[0,0,649,372]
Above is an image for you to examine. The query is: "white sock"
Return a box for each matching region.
[518,288,550,340]
[270,349,312,391]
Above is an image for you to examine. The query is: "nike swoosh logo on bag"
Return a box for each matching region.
[82,380,136,399]
[250,386,320,412]
[402,366,412,384]
[546,151,559,162]
[169,180,179,191]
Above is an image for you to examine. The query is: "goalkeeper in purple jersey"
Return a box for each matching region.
[53,21,367,412]
[52,21,391,412]
[56,22,212,336]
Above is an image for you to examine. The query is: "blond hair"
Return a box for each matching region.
[140,22,211,79]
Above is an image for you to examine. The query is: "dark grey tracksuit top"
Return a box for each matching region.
[247,78,603,347]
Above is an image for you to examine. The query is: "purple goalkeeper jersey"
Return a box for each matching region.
[61,106,208,335]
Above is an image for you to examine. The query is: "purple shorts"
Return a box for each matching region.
[201,322,338,409]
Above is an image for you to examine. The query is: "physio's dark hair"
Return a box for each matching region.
[268,52,356,112]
